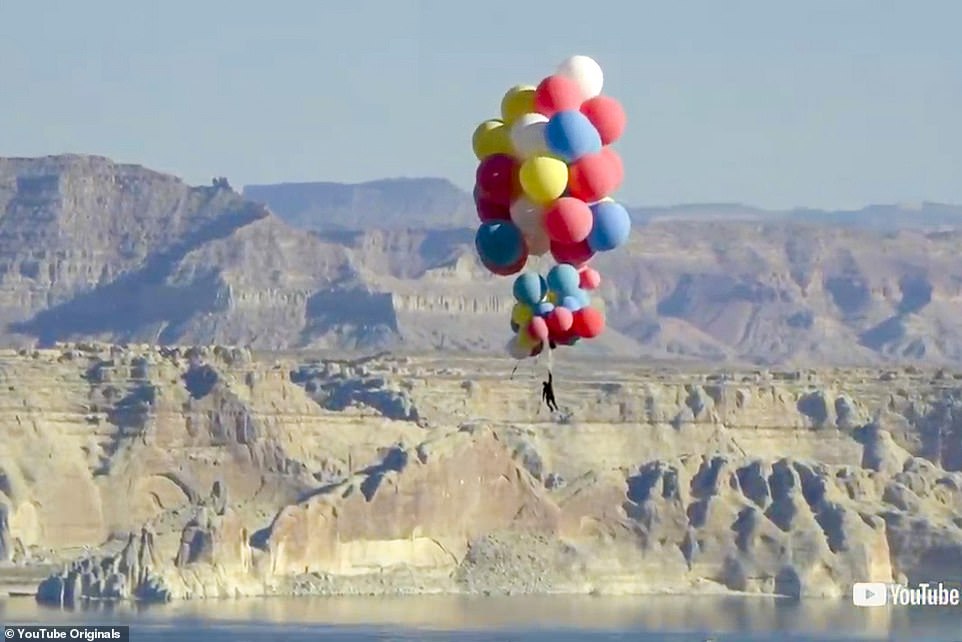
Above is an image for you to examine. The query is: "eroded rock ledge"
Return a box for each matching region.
[0,343,958,602]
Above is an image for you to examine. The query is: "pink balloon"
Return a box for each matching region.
[534,75,583,118]
[579,267,601,290]
[572,307,605,338]
[600,147,624,186]
[567,151,620,203]
[544,197,593,244]
[546,306,574,337]
[527,316,550,342]
[550,239,595,268]
[580,95,627,145]
[476,154,519,206]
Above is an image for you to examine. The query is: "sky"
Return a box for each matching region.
[1,0,960,210]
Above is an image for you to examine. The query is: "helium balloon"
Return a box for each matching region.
[508,336,529,359]
[580,95,626,145]
[528,316,550,342]
[517,325,538,348]
[546,263,581,296]
[474,188,511,222]
[575,288,591,307]
[544,110,602,163]
[509,195,544,234]
[533,75,583,117]
[600,147,624,186]
[513,271,547,306]
[535,301,555,316]
[519,155,568,204]
[561,295,584,311]
[510,320,519,332]
[524,227,551,256]
[544,197,593,244]
[587,200,632,251]
[476,220,526,267]
[483,253,527,276]
[567,150,621,203]
[579,266,602,290]
[511,301,534,326]
[547,291,558,304]
[476,154,519,206]
[550,239,595,268]
[509,113,550,159]
[556,55,604,100]
[546,306,574,336]
[572,306,605,338]
[530,342,544,357]
[472,120,512,160]
[501,85,536,125]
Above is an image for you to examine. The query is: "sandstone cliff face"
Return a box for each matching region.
[1,345,959,601]
[6,155,962,364]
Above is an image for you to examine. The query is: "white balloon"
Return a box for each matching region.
[507,336,529,359]
[509,113,549,159]
[556,55,604,100]
[510,196,545,234]
[524,228,551,256]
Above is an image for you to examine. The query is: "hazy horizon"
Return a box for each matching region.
[2,0,960,211]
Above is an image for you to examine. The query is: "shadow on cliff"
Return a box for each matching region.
[8,204,270,345]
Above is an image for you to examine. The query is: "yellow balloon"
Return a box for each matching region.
[519,155,569,204]
[511,302,534,326]
[500,85,536,125]
[547,291,558,304]
[518,327,537,348]
[472,120,513,160]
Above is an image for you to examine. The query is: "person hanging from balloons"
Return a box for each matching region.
[541,371,559,413]
[469,54,631,418]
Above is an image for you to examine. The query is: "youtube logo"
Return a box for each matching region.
[853,582,888,607]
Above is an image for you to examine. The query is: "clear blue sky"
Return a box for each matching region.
[2,0,960,209]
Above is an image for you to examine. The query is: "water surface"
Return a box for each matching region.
[1,595,960,641]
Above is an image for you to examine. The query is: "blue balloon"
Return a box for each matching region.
[587,201,632,252]
[512,271,547,306]
[475,221,524,267]
[544,110,602,163]
[575,288,591,307]
[546,264,581,297]
[535,301,555,317]
[561,295,583,311]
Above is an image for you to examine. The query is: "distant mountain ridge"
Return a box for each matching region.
[242,178,962,233]
[4,154,962,365]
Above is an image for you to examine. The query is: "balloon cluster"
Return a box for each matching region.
[470,55,630,359]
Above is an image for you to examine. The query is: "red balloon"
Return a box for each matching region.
[580,95,626,145]
[546,306,574,337]
[475,189,511,222]
[476,154,519,206]
[579,267,601,290]
[527,316,550,342]
[572,307,605,338]
[567,152,620,203]
[550,238,595,268]
[544,197,593,244]
[600,147,624,186]
[534,75,583,117]
[483,251,527,276]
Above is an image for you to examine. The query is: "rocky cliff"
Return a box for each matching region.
[0,344,959,602]
[5,155,962,364]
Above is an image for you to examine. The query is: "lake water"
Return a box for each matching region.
[1,595,960,641]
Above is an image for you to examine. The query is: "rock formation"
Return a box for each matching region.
[0,344,957,602]
[4,155,962,363]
